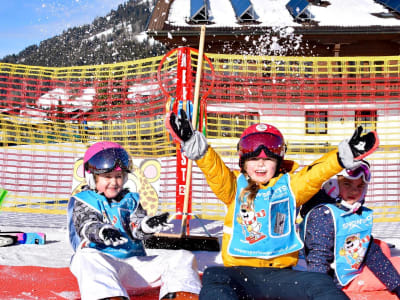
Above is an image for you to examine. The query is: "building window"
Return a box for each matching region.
[355,110,377,132]
[305,110,327,134]
[206,112,259,138]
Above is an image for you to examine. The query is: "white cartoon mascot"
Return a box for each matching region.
[237,202,266,244]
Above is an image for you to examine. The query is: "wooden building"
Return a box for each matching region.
[146,0,400,56]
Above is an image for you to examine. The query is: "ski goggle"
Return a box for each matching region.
[85,148,132,175]
[342,162,371,183]
[238,132,285,159]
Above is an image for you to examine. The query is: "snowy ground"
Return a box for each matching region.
[0,212,399,270]
[0,212,224,271]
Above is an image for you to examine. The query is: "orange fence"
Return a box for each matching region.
[0,50,399,235]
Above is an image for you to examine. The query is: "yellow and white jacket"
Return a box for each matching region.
[196,147,343,268]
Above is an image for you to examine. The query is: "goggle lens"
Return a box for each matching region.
[238,132,285,158]
[85,148,131,174]
[345,163,371,183]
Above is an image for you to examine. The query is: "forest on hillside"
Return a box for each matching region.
[0,0,166,67]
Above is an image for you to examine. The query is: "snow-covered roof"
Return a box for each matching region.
[147,0,400,55]
[166,0,400,27]
[37,88,93,112]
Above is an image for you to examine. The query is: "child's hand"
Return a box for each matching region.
[338,126,379,168]
[348,126,379,160]
[141,212,173,234]
[165,109,208,160]
[99,226,128,247]
[165,109,194,144]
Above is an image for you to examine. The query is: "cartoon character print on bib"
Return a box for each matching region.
[237,201,267,244]
[228,173,303,259]
[326,204,373,286]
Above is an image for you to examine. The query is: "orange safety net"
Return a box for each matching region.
[0,52,399,237]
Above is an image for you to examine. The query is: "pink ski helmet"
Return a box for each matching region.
[237,123,286,172]
[83,141,132,189]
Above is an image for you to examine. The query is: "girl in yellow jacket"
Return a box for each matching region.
[166,110,378,300]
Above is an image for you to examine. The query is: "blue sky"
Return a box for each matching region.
[0,0,128,59]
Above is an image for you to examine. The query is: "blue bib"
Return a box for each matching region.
[68,190,146,259]
[228,173,303,259]
[326,204,373,286]
[301,203,373,286]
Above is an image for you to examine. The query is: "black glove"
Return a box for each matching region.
[99,226,128,247]
[348,126,378,160]
[141,212,173,234]
[166,109,194,143]
[165,109,208,160]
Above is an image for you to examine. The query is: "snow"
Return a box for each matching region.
[87,28,114,41]
[37,87,93,113]
[1,212,400,273]
[0,225,73,268]
[168,0,400,27]
[0,213,223,272]
[37,88,69,108]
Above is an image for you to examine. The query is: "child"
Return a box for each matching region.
[300,160,400,298]
[67,141,201,300]
[166,109,378,300]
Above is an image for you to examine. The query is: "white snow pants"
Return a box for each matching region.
[70,247,201,300]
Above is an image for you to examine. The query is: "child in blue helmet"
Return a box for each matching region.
[300,160,400,298]
[68,141,201,300]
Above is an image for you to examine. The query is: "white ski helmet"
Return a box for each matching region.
[323,160,371,206]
